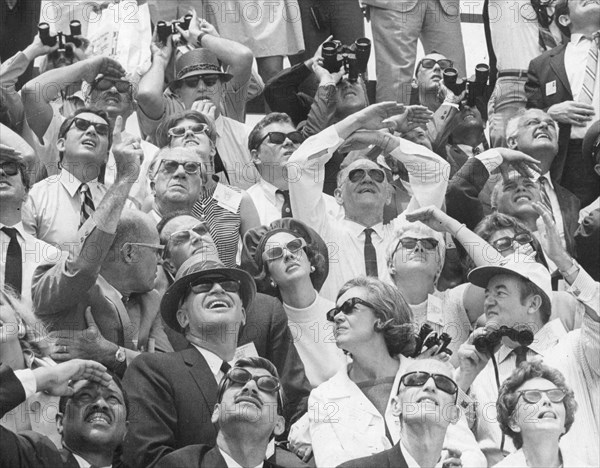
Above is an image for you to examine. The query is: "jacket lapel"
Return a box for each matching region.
[387,444,409,468]
[548,46,572,98]
[180,346,219,412]
[203,447,228,468]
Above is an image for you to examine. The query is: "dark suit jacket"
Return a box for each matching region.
[446,157,580,256]
[525,44,573,183]
[0,364,80,468]
[156,444,284,468]
[337,443,409,468]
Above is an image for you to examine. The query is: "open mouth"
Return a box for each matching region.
[538,410,557,419]
[0,180,11,187]
[416,396,439,406]
[85,410,112,425]
[357,184,377,194]
[534,131,551,141]
[513,193,532,203]
[103,93,121,104]
[285,262,300,272]
[205,297,232,309]
[81,138,97,149]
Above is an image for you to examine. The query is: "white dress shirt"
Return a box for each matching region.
[218,448,263,468]
[565,34,600,139]
[399,440,420,468]
[247,177,343,225]
[0,221,62,302]
[22,168,108,252]
[493,447,592,468]
[190,343,229,383]
[286,126,449,300]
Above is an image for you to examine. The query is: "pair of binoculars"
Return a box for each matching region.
[443,63,490,108]
[411,323,453,357]
[157,14,193,44]
[38,21,82,49]
[473,326,534,355]
[321,38,371,83]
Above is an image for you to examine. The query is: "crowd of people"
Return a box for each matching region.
[1,1,599,467]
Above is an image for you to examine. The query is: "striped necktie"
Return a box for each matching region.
[537,177,555,220]
[79,183,95,228]
[580,32,600,105]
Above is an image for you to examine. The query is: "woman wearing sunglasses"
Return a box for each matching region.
[495,361,584,467]
[244,218,345,387]
[153,110,260,267]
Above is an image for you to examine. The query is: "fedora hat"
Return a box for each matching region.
[169,48,233,89]
[161,258,256,334]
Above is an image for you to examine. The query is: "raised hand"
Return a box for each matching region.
[191,99,217,120]
[455,329,491,392]
[32,359,112,397]
[355,102,407,131]
[112,115,143,183]
[338,129,388,153]
[548,101,595,126]
[405,205,455,233]
[533,201,569,265]
[150,23,174,64]
[495,148,542,180]
[81,56,126,83]
[388,105,433,134]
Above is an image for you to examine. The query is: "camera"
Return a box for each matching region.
[473,326,534,355]
[38,21,82,49]
[411,323,453,357]
[321,38,371,83]
[157,14,193,44]
[443,63,490,108]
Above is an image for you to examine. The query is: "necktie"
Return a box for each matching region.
[79,183,95,228]
[532,1,558,51]
[537,177,555,220]
[579,32,600,105]
[512,346,529,367]
[363,228,378,277]
[472,146,482,156]
[276,189,292,218]
[1,227,22,296]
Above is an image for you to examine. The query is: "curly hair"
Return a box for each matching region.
[336,277,416,357]
[496,361,577,450]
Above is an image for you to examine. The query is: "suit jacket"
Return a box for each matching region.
[446,157,580,256]
[0,364,81,468]
[164,292,311,427]
[32,219,172,373]
[337,443,408,468]
[156,444,284,468]
[525,44,573,183]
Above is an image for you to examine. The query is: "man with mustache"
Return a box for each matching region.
[526,0,600,206]
[0,359,127,468]
[339,359,462,468]
[156,357,287,468]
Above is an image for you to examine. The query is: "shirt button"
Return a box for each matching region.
[285,208,290,213]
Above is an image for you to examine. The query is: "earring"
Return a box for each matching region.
[411,78,419,89]
[389,267,396,275]
[17,320,26,339]
[270,280,277,288]
[310,266,315,273]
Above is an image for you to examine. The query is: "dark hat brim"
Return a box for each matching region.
[161,267,256,334]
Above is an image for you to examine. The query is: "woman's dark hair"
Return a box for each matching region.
[155,110,217,149]
[336,277,416,357]
[497,361,577,450]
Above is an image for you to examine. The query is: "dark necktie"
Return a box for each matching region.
[472,146,482,156]
[220,361,231,376]
[531,0,558,51]
[363,228,378,277]
[79,183,95,228]
[2,227,22,296]
[276,189,292,218]
[513,346,529,367]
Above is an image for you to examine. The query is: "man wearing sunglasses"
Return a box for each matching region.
[0,144,61,303]
[247,112,342,224]
[136,11,259,189]
[340,359,462,468]
[32,124,172,379]
[156,357,287,468]
[287,102,450,300]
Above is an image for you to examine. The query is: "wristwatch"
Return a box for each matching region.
[558,258,580,278]
[115,346,126,364]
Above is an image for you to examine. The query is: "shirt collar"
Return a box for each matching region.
[497,319,565,363]
[71,452,111,468]
[0,221,25,239]
[215,114,224,137]
[570,33,591,45]
[257,177,280,204]
[399,441,421,468]
[341,219,385,240]
[59,168,99,197]
[190,343,224,378]
[218,448,263,468]
[539,172,554,189]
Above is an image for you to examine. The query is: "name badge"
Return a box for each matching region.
[546,81,557,96]
[233,342,259,361]
[213,183,242,214]
[426,294,444,326]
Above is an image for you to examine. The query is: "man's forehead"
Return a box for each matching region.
[423,52,447,61]
[404,358,453,378]
[519,109,553,125]
[71,378,121,396]
[346,158,380,171]
[77,112,108,124]
[262,122,295,134]
[163,216,207,238]
[488,273,521,289]
[237,366,273,378]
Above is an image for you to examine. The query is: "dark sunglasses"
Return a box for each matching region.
[391,237,439,261]
[93,77,132,93]
[168,223,210,247]
[419,58,454,70]
[491,232,533,252]
[160,159,202,175]
[182,75,220,88]
[257,131,304,149]
[347,168,386,184]
[168,123,209,138]
[190,278,241,295]
[517,388,566,404]
[326,297,377,322]
[226,367,281,393]
[262,238,306,263]
[400,371,458,396]
[0,161,20,176]
[69,117,110,136]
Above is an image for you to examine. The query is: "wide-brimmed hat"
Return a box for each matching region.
[243,218,329,294]
[169,48,233,89]
[467,253,552,304]
[161,258,256,333]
